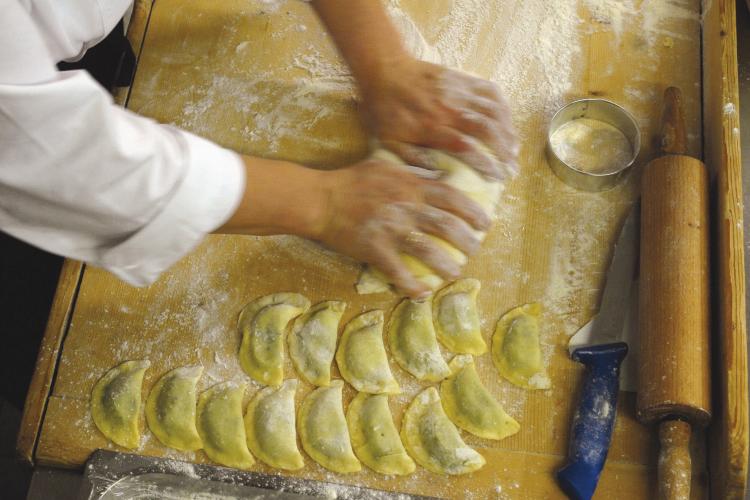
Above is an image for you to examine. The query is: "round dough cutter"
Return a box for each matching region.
[546,98,641,191]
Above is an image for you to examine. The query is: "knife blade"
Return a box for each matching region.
[557,205,638,500]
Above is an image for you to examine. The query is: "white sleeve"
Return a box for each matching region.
[0,0,246,286]
[19,0,133,62]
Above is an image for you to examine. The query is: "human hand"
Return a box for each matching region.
[359,56,519,181]
[313,159,490,298]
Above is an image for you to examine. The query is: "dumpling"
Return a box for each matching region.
[91,360,150,449]
[298,380,360,473]
[401,387,485,475]
[196,382,254,469]
[244,379,304,471]
[491,303,550,389]
[346,392,415,475]
[433,279,487,355]
[288,301,346,386]
[387,298,450,382]
[145,365,203,451]
[440,355,519,440]
[238,293,310,386]
[356,148,501,294]
[336,310,399,394]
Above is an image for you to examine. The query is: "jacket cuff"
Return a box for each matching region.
[97,131,245,286]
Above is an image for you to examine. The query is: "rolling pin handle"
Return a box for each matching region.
[657,419,692,500]
[557,342,628,500]
[659,86,687,156]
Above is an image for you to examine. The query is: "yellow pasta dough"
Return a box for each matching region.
[433,279,487,355]
[346,392,415,475]
[356,148,501,294]
[238,293,310,386]
[196,382,255,469]
[492,303,551,390]
[91,359,150,449]
[387,298,449,382]
[244,379,304,471]
[288,300,346,386]
[145,365,203,451]
[298,380,361,473]
[440,355,519,440]
[401,387,485,475]
[336,310,399,394]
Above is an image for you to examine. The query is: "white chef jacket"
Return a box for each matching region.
[1,0,246,286]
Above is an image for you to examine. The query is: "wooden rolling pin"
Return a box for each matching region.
[638,86,711,500]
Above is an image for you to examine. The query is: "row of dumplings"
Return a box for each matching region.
[90,278,549,475]
[90,355,511,476]
[239,278,549,392]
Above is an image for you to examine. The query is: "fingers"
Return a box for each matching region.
[425,125,472,154]
[410,204,481,255]
[370,241,431,299]
[398,230,462,281]
[422,183,490,231]
[455,109,518,163]
[381,140,438,171]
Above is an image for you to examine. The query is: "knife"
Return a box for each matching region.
[557,205,639,500]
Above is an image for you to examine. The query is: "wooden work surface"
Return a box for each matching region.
[29,1,716,498]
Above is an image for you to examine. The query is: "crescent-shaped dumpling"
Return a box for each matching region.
[145,365,203,451]
[433,279,487,355]
[336,310,399,394]
[346,392,415,475]
[387,298,449,382]
[91,359,150,449]
[288,301,346,386]
[401,387,485,475]
[238,293,310,386]
[440,355,519,440]
[298,380,360,473]
[244,379,304,471]
[492,303,550,389]
[196,382,254,469]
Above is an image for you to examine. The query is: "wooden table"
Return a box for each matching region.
[17,0,748,498]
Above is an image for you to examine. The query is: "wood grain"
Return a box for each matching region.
[638,156,711,424]
[702,0,750,498]
[26,0,719,498]
[15,260,83,464]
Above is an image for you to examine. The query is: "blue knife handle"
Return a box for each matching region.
[557,342,628,500]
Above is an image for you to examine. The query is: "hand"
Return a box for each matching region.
[359,56,520,181]
[314,159,490,298]
[219,155,488,298]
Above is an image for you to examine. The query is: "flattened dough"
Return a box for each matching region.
[356,148,501,294]
[346,392,415,475]
[288,300,346,386]
[387,298,449,382]
[336,310,399,394]
[91,360,150,449]
[401,387,485,475]
[440,355,519,440]
[145,365,203,451]
[238,293,310,386]
[433,279,487,354]
[492,303,550,389]
[244,379,303,470]
[196,382,255,469]
[298,380,360,473]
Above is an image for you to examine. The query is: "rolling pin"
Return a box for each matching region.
[638,86,711,499]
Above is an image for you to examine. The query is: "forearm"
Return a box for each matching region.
[311,0,408,95]
[217,156,329,239]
